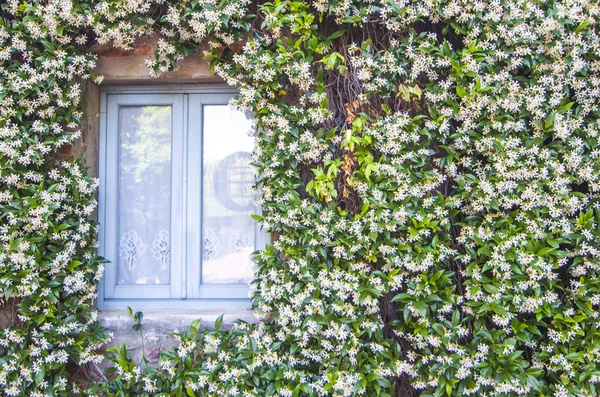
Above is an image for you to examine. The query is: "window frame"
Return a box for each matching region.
[97,85,264,310]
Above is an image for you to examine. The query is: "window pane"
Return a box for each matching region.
[202,105,255,284]
[117,106,172,285]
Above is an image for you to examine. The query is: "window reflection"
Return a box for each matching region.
[202,106,255,284]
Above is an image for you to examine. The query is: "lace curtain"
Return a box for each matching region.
[117,106,172,285]
[115,104,256,286]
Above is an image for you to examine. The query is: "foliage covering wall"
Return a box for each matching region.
[1,0,600,396]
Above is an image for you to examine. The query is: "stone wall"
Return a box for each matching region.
[99,310,256,365]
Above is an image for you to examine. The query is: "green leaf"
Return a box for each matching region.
[251,214,263,222]
[547,239,560,248]
[576,20,591,31]
[468,40,477,53]
[189,319,201,332]
[413,300,428,317]
[327,30,345,40]
[537,247,554,256]
[214,315,224,331]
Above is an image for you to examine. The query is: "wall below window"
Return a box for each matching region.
[97,309,256,367]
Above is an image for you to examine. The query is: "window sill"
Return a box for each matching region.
[97,308,259,366]
[98,308,258,334]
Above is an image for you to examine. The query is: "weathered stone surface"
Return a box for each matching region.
[97,309,257,367]
[75,80,100,177]
[99,309,256,333]
[90,35,218,83]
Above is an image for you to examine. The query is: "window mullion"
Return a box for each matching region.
[169,94,185,299]
[186,94,203,299]
[181,94,189,299]
[101,94,120,300]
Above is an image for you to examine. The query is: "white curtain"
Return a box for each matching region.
[117,106,172,285]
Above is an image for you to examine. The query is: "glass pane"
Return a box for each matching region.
[117,106,172,285]
[202,105,255,284]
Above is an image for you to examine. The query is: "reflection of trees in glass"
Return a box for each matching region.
[120,106,172,185]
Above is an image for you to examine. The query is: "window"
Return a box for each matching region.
[98,86,264,309]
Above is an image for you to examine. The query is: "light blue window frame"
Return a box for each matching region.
[98,85,265,310]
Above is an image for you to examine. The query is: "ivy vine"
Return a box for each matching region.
[1,0,600,396]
